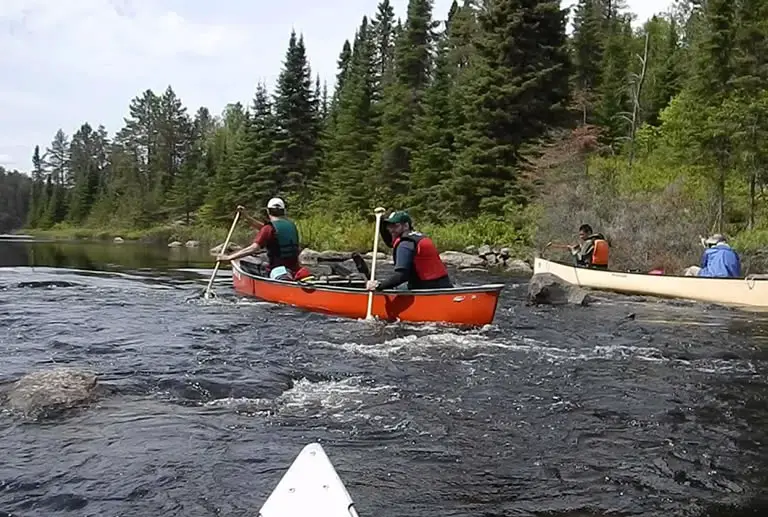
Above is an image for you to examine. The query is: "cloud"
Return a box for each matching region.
[0,0,267,170]
[0,0,672,172]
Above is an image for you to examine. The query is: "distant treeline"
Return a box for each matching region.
[0,167,31,233]
[12,0,768,270]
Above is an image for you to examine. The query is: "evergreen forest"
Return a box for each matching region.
[5,0,768,271]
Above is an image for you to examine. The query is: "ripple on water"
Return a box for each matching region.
[1,256,767,516]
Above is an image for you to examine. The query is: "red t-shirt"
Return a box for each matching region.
[254,224,300,272]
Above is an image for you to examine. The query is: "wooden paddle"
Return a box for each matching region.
[545,241,574,250]
[204,210,241,300]
[366,207,387,320]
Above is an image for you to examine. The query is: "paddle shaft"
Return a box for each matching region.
[204,210,241,299]
[547,242,573,250]
[366,208,386,319]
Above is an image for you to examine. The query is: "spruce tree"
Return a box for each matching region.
[452,0,571,216]
[67,123,103,223]
[321,17,377,212]
[571,0,605,124]
[410,3,466,218]
[26,145,46,227]
[271,31,320,208]
[44,129,70,224]
[230,83,281,208]
[372,0,435,204]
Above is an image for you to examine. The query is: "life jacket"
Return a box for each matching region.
[589,234,609,267]
[266,218,299,266]
[393,232,450,287]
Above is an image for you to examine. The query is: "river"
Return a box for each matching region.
[0,238,766,516]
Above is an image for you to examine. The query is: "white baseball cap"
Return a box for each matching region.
[267,197,285,209]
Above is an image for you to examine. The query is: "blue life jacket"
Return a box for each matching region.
[699,244,741,278]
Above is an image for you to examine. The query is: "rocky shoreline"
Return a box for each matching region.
[206,241,534,276]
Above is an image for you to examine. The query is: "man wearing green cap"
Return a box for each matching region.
[366,210,453,291]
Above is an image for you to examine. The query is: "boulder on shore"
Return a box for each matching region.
[185,240,200,248]
[113,237,124,243]
[506,259,533,276]
[439,251,486,269]
[527,272,591,306]
[168,241,183,248]
[2,367,100,420]
[210,242,243,255]
[300,249,378,265]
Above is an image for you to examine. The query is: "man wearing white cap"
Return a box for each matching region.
[216,197,302,278]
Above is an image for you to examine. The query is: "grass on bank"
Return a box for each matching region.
[22,212,533,256]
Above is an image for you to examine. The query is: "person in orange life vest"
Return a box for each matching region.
[568,223,610,270]
[216,198,304,280]
[365,211,453,291]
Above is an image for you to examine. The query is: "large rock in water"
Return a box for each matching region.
[527,273,592,306]
[2,368,99,420]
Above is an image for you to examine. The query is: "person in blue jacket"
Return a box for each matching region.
[685,234,741,278]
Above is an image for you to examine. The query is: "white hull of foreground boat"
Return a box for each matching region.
[259,443,359,517]
[533,257,768,309]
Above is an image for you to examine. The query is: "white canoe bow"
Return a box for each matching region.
[533,257,768,309]
[259,443,359,517]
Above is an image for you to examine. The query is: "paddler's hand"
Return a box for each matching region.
[366,280,379,291]
[236,205,246,213]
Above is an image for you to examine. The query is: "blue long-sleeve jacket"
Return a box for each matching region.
[699,244,741,278]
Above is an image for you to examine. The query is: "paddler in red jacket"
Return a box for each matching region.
[365,210,453,291]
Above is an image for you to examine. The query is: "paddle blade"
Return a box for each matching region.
[258,443,358,517]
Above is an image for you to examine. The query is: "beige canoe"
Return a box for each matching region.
[533,257,768,309]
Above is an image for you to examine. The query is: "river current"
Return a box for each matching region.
[0,239,766,516]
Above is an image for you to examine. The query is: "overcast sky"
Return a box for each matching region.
[0,0,673,172]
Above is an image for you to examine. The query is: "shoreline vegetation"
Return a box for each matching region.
[3,0,768,275]
[19,213,532,257]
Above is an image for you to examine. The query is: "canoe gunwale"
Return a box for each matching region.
[535,258,768,284]
[231,259,506,296]
[533,257,768,309]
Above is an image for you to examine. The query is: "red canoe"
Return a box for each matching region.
[230,259,505,326]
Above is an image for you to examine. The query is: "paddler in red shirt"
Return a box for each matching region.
[216,198,304,279]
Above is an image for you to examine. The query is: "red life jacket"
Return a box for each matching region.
[393,232,449,284]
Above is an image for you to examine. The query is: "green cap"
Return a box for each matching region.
[383,210,412,224]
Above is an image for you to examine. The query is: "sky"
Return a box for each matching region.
[0,0,673,172]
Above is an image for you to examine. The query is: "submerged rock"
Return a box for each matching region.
[527,272,592,306]
[2,368,100,420]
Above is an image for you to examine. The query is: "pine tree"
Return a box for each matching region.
[372,0,435,204]
[271,30,320,209]
[331,40,353,114]
[230,83,281,208]
[409,2,466,218]
[371,0,397,101]
[321,17,378,212]
[571,0,605,124]
[596,12,633,144]
[643,16,682,126]
[452,0,571,216]
[201,102,247,223]
[44,129,70,224]
[67,123,105,223]
[26,145,46,227]
[156,86,193,212]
